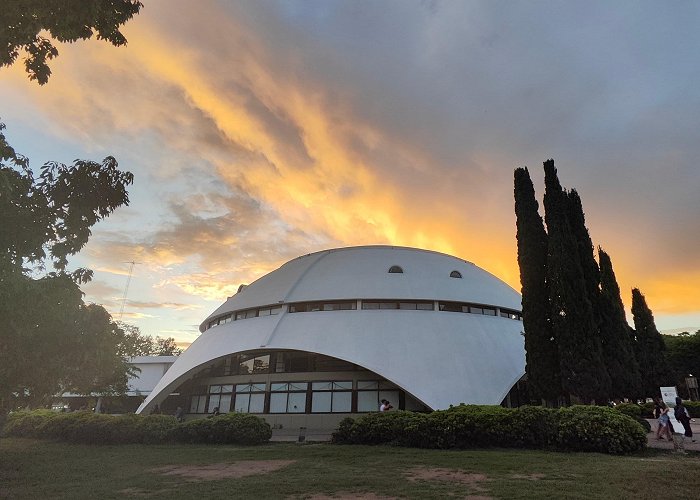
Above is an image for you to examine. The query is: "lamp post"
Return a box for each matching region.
[686,374,698,401]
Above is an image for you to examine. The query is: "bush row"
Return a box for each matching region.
[618,401,700,420]
[2,411,271,445]
[333,405,647,454]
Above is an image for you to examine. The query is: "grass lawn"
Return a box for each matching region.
[1,438,698,499]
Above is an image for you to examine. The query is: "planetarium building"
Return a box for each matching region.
[137,246,526,432]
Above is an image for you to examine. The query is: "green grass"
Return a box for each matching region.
[1,438,698,499]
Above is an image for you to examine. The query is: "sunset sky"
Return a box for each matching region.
[2,0,699,344]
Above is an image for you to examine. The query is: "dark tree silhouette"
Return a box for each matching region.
[514,167,561,401]
[0,0,143,84]
[543,159,610,402]
[598,248,641,399]
[631,288,673,397]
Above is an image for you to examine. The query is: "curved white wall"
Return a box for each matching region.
[137,246,525,414]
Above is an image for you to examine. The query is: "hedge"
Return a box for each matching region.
[2,411,271,445]
[333,405,647,454]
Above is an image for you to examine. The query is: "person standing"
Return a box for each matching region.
[674,397,695,442]
[656,401,673,441]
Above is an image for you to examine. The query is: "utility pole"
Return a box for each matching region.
[119,261,138,321]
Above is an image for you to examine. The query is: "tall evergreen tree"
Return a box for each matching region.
[631,288,673,397]
[514,167,561,401]
[543,159,610,402]
[566,189,610,399]
[598,248,641,399]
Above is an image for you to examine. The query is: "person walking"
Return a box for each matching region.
[674,397,695,442]
[656,401,673,441]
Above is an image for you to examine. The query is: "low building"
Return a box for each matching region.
[137,246,526,433]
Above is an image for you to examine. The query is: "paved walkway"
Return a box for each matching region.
[645,419,699,452]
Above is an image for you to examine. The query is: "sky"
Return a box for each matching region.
[1,0,699,345]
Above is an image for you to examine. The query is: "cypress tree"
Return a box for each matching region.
[543,160,610,402]
[598,248,641,399]
[631,288,673,397]
[565,189,611,400]
[514,167,561,401]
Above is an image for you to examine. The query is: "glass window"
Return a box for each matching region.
[235,383,265,393]
[417,302,434,310]
[234,384,265,413]
[270,382,309,413]
[311,381,352,413]
[269,393,287,413]
[190,395,207,413]
[311,392,331,412]
[361,302,380,310]
[238,355,270,375]
[483,307,496,316]
[470,306,483,314]
[313,355,356,372]
[259,308,271,317]
[388,265,403,273]
[379,302,398,309]
[274,352,310,373]
[287,392,306,413]
[357,391,379,412]
[248,394,264,413]
[357,381,378,390]
[399,302,417,310]
[450,270,463,278]
[439,302,463,312]
[208,394,231,413]
[236,311,246,320]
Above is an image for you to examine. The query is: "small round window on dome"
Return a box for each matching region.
[388,265,404,274]
[450,270,462,279]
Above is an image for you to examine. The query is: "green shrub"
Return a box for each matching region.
[2,410,58,438]
[640,402,655,418]
[333,405,647,454]
[555,406,647,454]
[614,403,641,419]
[36,412,143,444]
[331,417,356,444]
[173,413,271,445]
[684,401,700,417]
[138,414,178,444]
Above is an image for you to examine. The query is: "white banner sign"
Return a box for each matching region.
[660,386,680,430]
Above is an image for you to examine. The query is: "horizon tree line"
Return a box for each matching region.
[514,160,672,404]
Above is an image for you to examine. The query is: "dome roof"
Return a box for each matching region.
[201,245,521,332]
[138,246,525,415]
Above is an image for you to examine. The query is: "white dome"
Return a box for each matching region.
[138,246,525,414]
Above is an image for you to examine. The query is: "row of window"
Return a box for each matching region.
[388,266,463,278]
[206,300,522,330]
[193,351,361,379]
[189,380,400,415]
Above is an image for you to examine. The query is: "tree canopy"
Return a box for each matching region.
[0,0,143,84]
[119,323,183,357]
[0,121,135,411]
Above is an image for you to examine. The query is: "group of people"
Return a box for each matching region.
[654,397,694,443]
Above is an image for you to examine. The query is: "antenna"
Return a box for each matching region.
[118,261,139,320]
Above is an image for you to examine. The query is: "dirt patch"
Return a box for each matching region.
[510,473,546,481]
[152,460,296,481]
[404,467,493,499]
[299,493,400,499]
[405,467,488,485]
